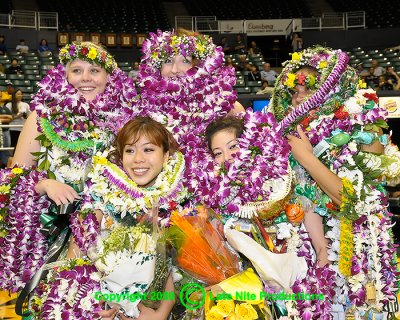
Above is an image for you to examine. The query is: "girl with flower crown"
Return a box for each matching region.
[268,46,400,319]
[133,28,244,155]
[0,41,136,298]
[61,117,189,320]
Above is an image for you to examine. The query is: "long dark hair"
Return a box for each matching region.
[11,89,22,115]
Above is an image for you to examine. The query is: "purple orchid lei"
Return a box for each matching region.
[32,64,136,136]
[130,29,237,151]
[31,260,102,319]
[183,109,290,216]
[0,168,51,292]
[290,231,336,320]
[271,46,398,314]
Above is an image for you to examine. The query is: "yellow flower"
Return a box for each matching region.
[93,156,108,165]
[0,185,11,194]
[319,60,328,69]
[60,48,68,55]
[358,79,367,88]
[11,167,23,175]
[152,51,159,59]
[235,302,258,320]
[196,43,205,53]
[75,258,88,266]
[90,132,99,139]
[215,300,235,317]
[284,73,296,88]
[308,74,316,87]
[291,52,302,61]
[171,35,178,46]
[338,215,354,277]
[88,48,97,60]
[206,306,224,320]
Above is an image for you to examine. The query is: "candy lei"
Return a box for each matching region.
[292,88,398,311]
[71,151,189,254]
[132,29,237,151]
[0,167,51,292]
[30,64,136,183]
[183,110,290,217]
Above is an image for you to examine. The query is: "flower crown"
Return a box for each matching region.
[284,72,318,90]
[59,43,117,73]
[141,30,216,69]
[270,46,358,133]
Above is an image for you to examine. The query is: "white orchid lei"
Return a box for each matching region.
[130,29,237,154]
[70,150,190,254]
[183,109,290,218]
[272,46,399,317]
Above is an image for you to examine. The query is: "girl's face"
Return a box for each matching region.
[67,59,108,102]
[210,129,240,165]
[160,55,193,77]
[15,90,23,101]
[291,70,316,107]
[122,135,169,188]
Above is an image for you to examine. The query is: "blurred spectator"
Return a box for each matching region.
[256,81,274,95]
[218,37,231,54]
[291,33,303,52]
[0,85,13,167]
[236,54,249,71]
[248,41,261,56]
[0,63,5,75]
[0,81,14,106]
[356,63,369,77]
[365,67,378,88]
[247,64,261,81]
[0,35,7,56]
[377,75,394,91]
[38,38,52,56]
[384,66,399,86]
[5,89,30,151]
[16,39,29,54]
[6,58,24,75]
[260,63,278,83]
[225,57,237,70]
[371,59,385,76]
[233,34,246,55]
[128,61,140,81]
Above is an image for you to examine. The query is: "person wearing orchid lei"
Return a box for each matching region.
[59,117,190,320]
[133,28,244,154]
[269,46,400,319]
[0,41,136,299]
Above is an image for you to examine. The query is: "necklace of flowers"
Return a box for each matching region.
[134,30,237,149]
[270,47,354,134]
[70,150,189,254]
[30,258,102,319]
[0,167,51,292]
[183,110,290,217]
[293,88,398,309]
[30,64,136,183]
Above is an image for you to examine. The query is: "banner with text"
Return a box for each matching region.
[219,20,244,33]
[245,19,292,36]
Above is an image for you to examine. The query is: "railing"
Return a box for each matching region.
[0,124,24,151]
[0,11,58,30]
[175,12,365,36]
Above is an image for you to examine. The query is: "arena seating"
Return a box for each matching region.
[183,0,312,19]
[326,0,400,28]
[36,0,170,33]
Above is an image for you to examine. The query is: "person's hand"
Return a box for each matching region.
[286,125,314,166]
[97,302,121,320]
[133,303,164,320]
[34,179,80,205]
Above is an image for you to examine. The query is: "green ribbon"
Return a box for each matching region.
[273,213,288,224]
[294,184,316,201]
[39,212,57,227]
